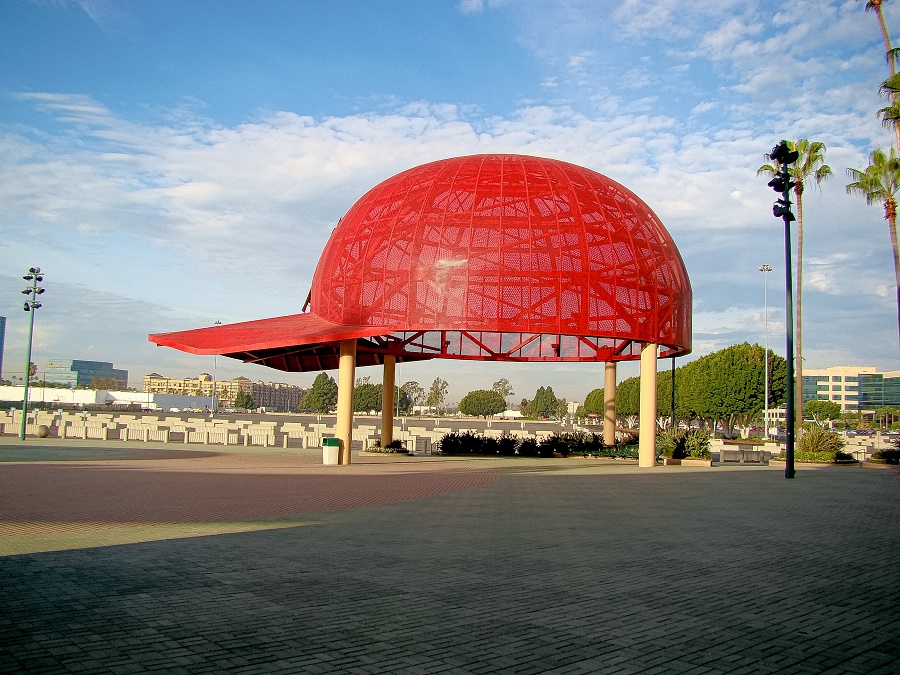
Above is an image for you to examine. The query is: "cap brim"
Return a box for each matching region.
[149,313,429,372]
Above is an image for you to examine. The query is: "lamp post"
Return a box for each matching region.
[767,141,799,479]
[20,267,45,440]
[759,264,773,439]
[211,320,221,414]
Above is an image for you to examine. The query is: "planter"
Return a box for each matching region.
[681,457,713,467]
[662,457,681,465]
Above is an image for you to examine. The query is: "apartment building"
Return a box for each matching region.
[142,373,306,412]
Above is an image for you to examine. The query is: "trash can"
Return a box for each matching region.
[322,437,341,465]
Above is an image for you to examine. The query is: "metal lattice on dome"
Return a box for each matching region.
[150,154,691,371]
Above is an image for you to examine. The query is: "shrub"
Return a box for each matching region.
[367,438,407,453]
[657,429,687,459]
[871,449,900,464]
[684,429,711,459]
[497,434,518,456]
[792,450,855,463]
[797,426,845,455]
[539,435,567,457]
[518,437,539,457]
[439,431,481,455]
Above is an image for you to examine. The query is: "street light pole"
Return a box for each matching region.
[20,267,45,441]
[212,319,221,414]
[767,141,799,479]
[759,264,773,440]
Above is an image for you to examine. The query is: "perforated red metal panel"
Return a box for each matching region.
[312,154,691,359]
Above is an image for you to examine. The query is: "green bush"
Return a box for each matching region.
[871,449,900,464]
[435,430,646,459]
[518,437,539,457]
[439,431,483,455]
[797,426,845,455]
[684,429,711,459]
[792,450,855,463]
[657,429,687,459]
[497,434,517,456]
[538,431,605,457]
[367,438,407,453]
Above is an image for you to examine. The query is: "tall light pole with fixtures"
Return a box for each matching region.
[211,319,222,414]
[759,264,773,439]
[20,267,45,440]
[767,140,799,478]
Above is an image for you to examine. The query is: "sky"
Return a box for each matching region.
[1,0,899,406]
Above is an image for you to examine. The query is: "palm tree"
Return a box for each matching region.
[846,147,900,352]
[758,139,832,435]
[858,1,900,149]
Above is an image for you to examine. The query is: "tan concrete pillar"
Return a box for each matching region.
[337,339,357,464]
[603,361,617,447]
[381,355,396,447]
[638,342,658,468]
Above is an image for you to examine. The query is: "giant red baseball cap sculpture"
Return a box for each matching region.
[150,154,691,371]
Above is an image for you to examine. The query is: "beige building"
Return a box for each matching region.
[143,373,307,412]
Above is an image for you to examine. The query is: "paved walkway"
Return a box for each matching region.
[0,438,898,674]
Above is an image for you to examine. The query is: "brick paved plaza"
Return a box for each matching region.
[1,439,898,674]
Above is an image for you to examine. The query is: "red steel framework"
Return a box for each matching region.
[150,154,692,371]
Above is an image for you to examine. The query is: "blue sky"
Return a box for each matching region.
[1,0,898,405]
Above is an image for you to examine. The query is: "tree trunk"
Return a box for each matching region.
[888,200,900,355]
[874,5,900,150]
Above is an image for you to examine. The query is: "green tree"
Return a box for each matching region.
[89,377,126,391]
[677,343,787,437]
[555,397,568,419]
[234,389,255,410]
[354,378,382,413]
[804,400,842,426]
[531,386,559,418]
[519,397,532,417]
[758,139,832,434]
[583,388,605,416]
[875,405,900,428]
[426,377,448,414]
[300,372,338,413]
[491,378,514,406]
[401,381,425,409]
[459,389,506,417]
[858,0,900,149]
[847,148,900,351]
[615,378,641,417]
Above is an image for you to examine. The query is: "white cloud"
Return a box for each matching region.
[458,0,508,14]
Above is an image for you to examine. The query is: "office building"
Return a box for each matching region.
[800,365,900,411]
[44,359,128,389]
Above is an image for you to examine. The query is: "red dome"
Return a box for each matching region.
[311,154,691,360]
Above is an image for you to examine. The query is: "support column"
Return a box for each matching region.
[638,342,658,468]
[336,339,356,465]
[381,355,396,447]
[603,362,617,447]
